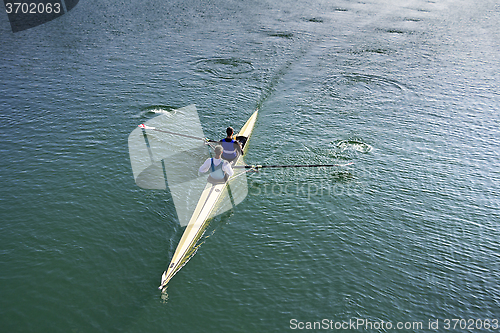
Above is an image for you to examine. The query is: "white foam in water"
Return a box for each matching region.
[337,140,373,153]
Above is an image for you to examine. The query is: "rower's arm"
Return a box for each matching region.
[222,161,234,177]
[235,140,244,155]
[198,158,211,173]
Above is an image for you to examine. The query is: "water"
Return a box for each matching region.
[1,0,499,331]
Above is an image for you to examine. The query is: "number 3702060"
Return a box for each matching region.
[5,3,62,14]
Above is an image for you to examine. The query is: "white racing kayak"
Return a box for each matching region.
[159,110,258,289]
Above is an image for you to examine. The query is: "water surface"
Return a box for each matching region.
[1,0,499,331]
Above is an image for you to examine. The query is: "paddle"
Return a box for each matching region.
[234,162,353,169]
[138,124,218,143]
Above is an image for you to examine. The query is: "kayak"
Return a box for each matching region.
[159,110,258,289]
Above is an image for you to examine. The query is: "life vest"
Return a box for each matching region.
[210,158,226,180]
[221,138,238,159]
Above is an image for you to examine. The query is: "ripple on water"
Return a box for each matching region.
[323,73,407,101]
[193,57,254,80]
[302,17,324,23]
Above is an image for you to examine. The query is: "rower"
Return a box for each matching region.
[220,127,243,162]
[199,145,234,184]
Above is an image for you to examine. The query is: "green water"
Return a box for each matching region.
[1,0,499,332]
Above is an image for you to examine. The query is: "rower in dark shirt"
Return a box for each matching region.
[220,127,243,162]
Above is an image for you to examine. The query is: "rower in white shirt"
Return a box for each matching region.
[199,145,234,184]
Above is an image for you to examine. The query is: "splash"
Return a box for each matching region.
[336,140,373,153]
[135,105,178,118]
